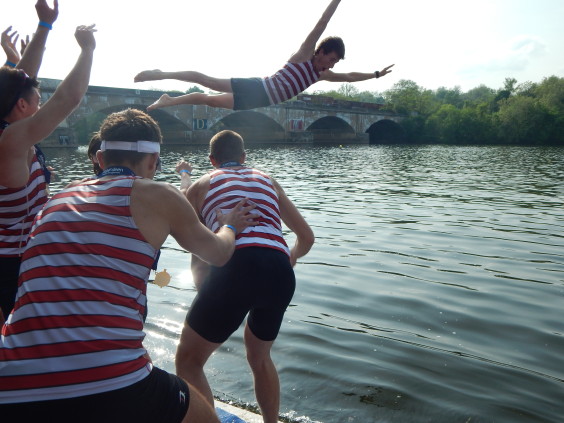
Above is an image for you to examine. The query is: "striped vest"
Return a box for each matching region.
[202,168,290,257]
[0,176,156,403]
[0,150,48,257]
[262,60,320,105]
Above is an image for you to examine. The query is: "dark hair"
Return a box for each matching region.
[99,108,162,167]
[315,36,345,60]
[210,130,245,164]
[0,66,40,119]
[87,132,102,175]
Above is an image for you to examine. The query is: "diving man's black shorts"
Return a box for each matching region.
[188,247,295,343]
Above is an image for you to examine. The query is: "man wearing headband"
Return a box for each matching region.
[0,1,93,325]
[0,108,258,423]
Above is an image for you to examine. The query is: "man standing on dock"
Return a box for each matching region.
[175,130,315,423]
[0,109,258,422]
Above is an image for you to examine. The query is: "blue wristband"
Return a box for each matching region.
[223,224,237,235]
[4,61,17,68]
[179,169,192,175]
[38,21,53,30]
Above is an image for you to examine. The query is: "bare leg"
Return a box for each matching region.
[182,383,220,423]
[147,92,234,111]
[135,70,233,93]
[175,322,222,407]
[244,324,280,423]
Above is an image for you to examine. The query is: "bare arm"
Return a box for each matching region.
[133,178,256,267]
[320,64,395,82]
[271,178,315,267]
[16,0,59,78]
[0,25,96,188]
[175,159,193,197]
[289,0,341,63]
[2,27,21,65]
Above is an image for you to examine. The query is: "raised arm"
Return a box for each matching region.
[320,64,395,82]
[16,0,59,78]
[175,159,194,197]
[2,27,21,66]
[0,25,95,188]
[271,178,315,267]
[289,0,341,63]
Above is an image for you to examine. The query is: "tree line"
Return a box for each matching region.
[313,76,564,145]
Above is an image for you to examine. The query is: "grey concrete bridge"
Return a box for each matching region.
[38,78,405,147]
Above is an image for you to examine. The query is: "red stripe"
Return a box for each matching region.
[12,289,144,315]
[236,242,289,255]
[0,357,147,391]
[22,242,155,268]
[5,312,142,336]
[30,220,145,241]
[0,185,47,212]
[41,202,128,218]
[18,265,146,289]
[0,339,142,361]
[282,66,303,97]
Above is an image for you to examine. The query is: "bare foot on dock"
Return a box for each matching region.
[134,69,164,83]
[147,94,174,111]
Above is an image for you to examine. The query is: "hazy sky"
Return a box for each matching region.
[3,0,563,95]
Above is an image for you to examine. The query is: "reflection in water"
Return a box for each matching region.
[46,144,563,423]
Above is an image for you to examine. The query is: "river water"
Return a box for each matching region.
[47,144,563,423]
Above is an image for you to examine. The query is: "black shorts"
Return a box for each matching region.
[188,247,295,343]
[0,367,190,423]
[0,256,21,318]
[231,77,272,110]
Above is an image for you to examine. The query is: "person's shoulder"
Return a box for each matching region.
[246,166,271,177]
[135,177,176,190]
[187,173,210,198]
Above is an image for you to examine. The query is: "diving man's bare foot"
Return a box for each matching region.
[134,69,164,83]
[147,94,174,111]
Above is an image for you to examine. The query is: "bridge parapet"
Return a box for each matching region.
[37,79,404,146]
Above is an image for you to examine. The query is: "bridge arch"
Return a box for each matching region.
[211,111,285,143]
[366,119,405,144]
[307,116,355,142]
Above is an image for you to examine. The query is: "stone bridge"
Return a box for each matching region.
[39,78,405,146]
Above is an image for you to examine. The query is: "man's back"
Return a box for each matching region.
[1,175,155,403]
[200,167,290,256]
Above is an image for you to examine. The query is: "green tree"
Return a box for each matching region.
[496,96,554,144]
[384,79,437,116]
[337,83,360,98]
[435,86,464,108]
[463,85,496,107]
[186,86,204,94]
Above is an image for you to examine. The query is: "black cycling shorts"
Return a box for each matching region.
[0,367,190,423]
[187,247,295,343]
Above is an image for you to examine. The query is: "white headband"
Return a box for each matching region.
[100,140,161,154]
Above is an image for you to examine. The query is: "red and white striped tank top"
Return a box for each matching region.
[0,151,48,257]
[202,167,290,257]
[262,60,321,105]
[0,176,156,403]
